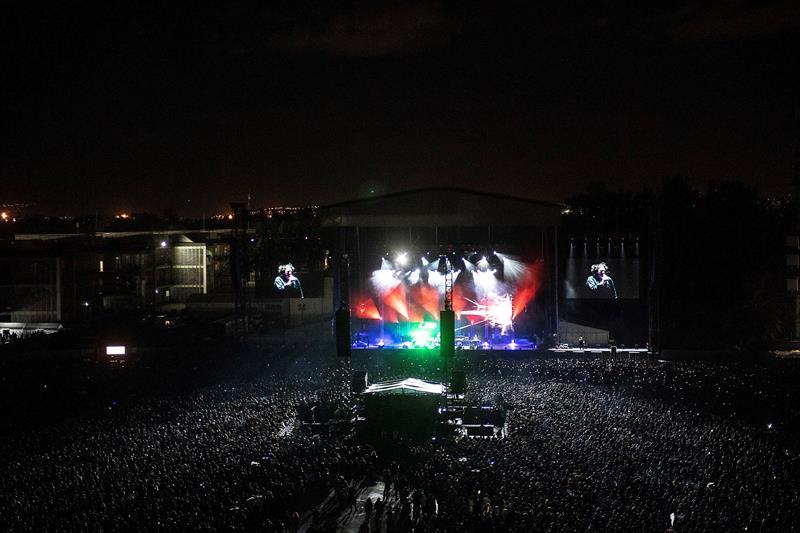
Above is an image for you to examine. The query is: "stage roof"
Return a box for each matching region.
[363,377,444,395]
[320,187,561,228]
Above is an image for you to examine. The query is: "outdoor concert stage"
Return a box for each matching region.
[350,346,651,358]
[352,334,539,351]
[321,188,561,356]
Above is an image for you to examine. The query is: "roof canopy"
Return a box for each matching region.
[363,377,444,395]
[320,187,561,228]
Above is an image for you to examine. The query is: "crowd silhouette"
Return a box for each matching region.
[1,349,799,532]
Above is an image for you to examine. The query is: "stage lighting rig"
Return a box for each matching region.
[437,256,449,274]
[436,254,455,311]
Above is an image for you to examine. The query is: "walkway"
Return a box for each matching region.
[299,481,387,533]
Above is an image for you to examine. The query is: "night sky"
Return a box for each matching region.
[2,2,799,215]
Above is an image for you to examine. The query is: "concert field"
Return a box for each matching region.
[1,336,799,532]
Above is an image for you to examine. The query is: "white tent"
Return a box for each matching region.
[363,377,444,395]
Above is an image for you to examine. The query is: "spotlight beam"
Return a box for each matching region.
[456,319,488,332]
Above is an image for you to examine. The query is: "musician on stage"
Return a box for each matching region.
[585,262,617,299]
[274,263,304,298]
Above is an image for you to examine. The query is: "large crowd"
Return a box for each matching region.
[2,344,800,532]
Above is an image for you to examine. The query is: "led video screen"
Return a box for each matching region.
[273,262,304,298]
[564,257,639,299]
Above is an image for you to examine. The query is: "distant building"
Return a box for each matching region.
[155,237,208,310]
[1,230,235,322]
[0,256,61,322]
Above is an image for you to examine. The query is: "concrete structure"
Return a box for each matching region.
[155,238,208,309]
[558,319,610,346]
[1,230,234,321]
[0,257,61,321]
[185,277,335,326]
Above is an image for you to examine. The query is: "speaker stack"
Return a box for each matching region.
[335,308,351,357]
[351,370,368,393]
[440,309,455,358]
[450,370,466,395]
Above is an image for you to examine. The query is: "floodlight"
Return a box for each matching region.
[396,252,409,266]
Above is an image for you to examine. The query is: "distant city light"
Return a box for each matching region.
[160,241,167,247]
[227,214,234,220]
[0,212,8,221]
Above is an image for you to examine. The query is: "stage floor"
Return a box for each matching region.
[352,339,539,351]
[349,346,652,357]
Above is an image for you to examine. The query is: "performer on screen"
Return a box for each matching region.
[275,263,304,298]
[586,262,617,298]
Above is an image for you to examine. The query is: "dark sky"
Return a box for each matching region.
[2,2,799,215]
